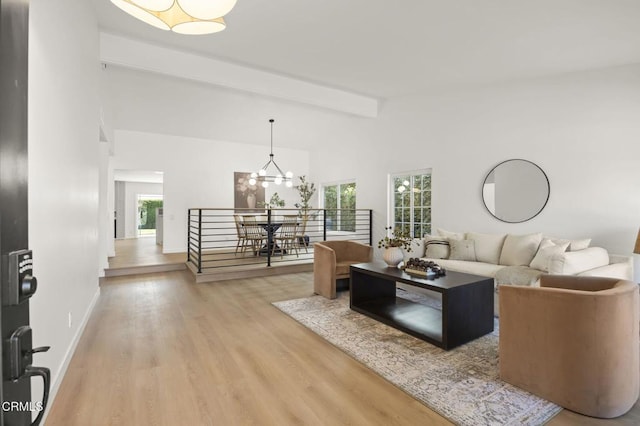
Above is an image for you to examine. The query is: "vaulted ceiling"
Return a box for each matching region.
[93,0,640,99]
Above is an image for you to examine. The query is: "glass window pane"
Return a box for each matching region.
[394,207,403,223]
[402,208,410,222]
[394,192,402,206]
[423,208,432,224]
[413,208,422,223]
[402,221,410,230]
[422,190,431,206]
[323,185,337,231]
[340,182,356,231]
[413,189,421,206]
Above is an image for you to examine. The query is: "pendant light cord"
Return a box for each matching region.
[270,119,274,156]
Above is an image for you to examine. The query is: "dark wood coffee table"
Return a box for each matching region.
[350,261,494,350]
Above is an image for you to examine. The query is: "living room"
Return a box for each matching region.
[13,0,640,424]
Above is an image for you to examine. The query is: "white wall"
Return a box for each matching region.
[28,0,100,417]
[98,141,110,275]
[105,65,375,155]
[105,51,640,281]
[100,61,116,260]
[312,64,640,279]
[111,131,310,253]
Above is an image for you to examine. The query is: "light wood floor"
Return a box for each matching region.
[45,271,451,425]
[109,237,186,269]
[46,270,640,425]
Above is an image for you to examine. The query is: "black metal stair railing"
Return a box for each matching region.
[187,208,372,273]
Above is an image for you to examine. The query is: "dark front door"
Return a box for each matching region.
[1,1,50,425]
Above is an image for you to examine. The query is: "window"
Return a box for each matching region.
[322,181,356,232]
[391,171,431,238]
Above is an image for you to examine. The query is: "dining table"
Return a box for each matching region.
[257,221,284,256]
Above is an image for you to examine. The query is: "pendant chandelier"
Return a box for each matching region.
[249,119,293,189]
[110,0,237,35]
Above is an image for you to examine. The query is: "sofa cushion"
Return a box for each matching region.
[529,239,570,272]
[449,239,476,261]
[424,235,450,259]
[500,233,543,266]
[548,247,609,275]
[546,236,592,252]
[495,266,543,287]
[423,258,505,278]
[437,228,464,241]
[466,232,507,265]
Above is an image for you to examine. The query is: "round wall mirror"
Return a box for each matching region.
[482,159,550,223]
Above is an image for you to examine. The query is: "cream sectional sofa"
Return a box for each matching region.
[417,229,633,316]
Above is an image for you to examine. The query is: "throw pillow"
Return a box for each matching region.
[466,232,506,264]
[437,228,464,241]
[424,235,450,259]
[403,238,426,262]
[449,239,476,261]
[569,238,591,251]
[412,238,426,257]
[529,239,570,272]
[499,233,543,266]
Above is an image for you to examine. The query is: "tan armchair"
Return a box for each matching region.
[499,275,639,418]
[313,240,373,299]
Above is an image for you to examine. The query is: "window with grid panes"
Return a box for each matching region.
[392,172,431,238]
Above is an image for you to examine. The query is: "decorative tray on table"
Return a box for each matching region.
[401,258,446,279]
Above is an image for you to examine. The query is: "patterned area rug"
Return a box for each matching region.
[273,290,561,426]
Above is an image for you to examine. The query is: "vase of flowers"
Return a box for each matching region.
[378,227,414,268]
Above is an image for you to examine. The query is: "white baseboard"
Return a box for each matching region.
[40,286,101,424]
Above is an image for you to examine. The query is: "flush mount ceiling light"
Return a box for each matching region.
[110,0,237,35]
[249,119,293,189]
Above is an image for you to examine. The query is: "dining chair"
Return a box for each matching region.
[273,215,299,258]
[293,215,309,253]
[241,215,264,256]
[233,214,248,255]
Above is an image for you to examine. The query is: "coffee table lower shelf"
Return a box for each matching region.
[351,297,443,344]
